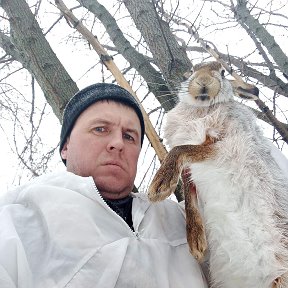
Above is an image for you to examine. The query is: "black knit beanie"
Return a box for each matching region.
[60,83,145,163]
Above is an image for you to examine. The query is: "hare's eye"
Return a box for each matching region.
[221,69,225,78]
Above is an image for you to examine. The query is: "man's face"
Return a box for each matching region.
[61,100,142,200]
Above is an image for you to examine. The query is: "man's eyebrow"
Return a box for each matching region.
[87,118,111,125]
[125,128,140,137]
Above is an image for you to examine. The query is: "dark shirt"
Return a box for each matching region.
[104,196,134,231]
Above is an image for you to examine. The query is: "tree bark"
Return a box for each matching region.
[78,0,176,112]
[1,0,78,120]
[123,0,192,110]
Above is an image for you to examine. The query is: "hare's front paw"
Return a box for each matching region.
[148,165,178,202]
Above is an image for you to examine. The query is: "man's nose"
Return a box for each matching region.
[107,132,124,152]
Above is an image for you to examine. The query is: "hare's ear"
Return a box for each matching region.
[229,80,259,100]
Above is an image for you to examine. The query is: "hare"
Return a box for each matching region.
[148,61,288,288]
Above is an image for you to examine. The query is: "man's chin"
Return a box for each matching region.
[93,177,133,199]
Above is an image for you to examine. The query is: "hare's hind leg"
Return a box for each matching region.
[183,168,207,262]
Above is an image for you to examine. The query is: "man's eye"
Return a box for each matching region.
[94,127,106,132]
[123,133,134,142]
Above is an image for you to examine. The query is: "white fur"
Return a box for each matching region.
[164,76,288,287]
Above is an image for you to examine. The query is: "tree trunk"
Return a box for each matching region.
[1,0,78,120]
[123,0,192,109]
[78,0,176,112]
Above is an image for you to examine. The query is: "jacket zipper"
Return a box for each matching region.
[91,178,139,237]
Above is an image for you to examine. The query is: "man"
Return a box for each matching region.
[0,83,208,288]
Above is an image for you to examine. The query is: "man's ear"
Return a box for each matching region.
[60,138,70,160]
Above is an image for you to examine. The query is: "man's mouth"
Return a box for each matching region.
[103,161,124,170]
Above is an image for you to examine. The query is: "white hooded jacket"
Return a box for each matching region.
[0,171,207,288]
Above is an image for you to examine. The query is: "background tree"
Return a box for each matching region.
[0,0,287,197]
